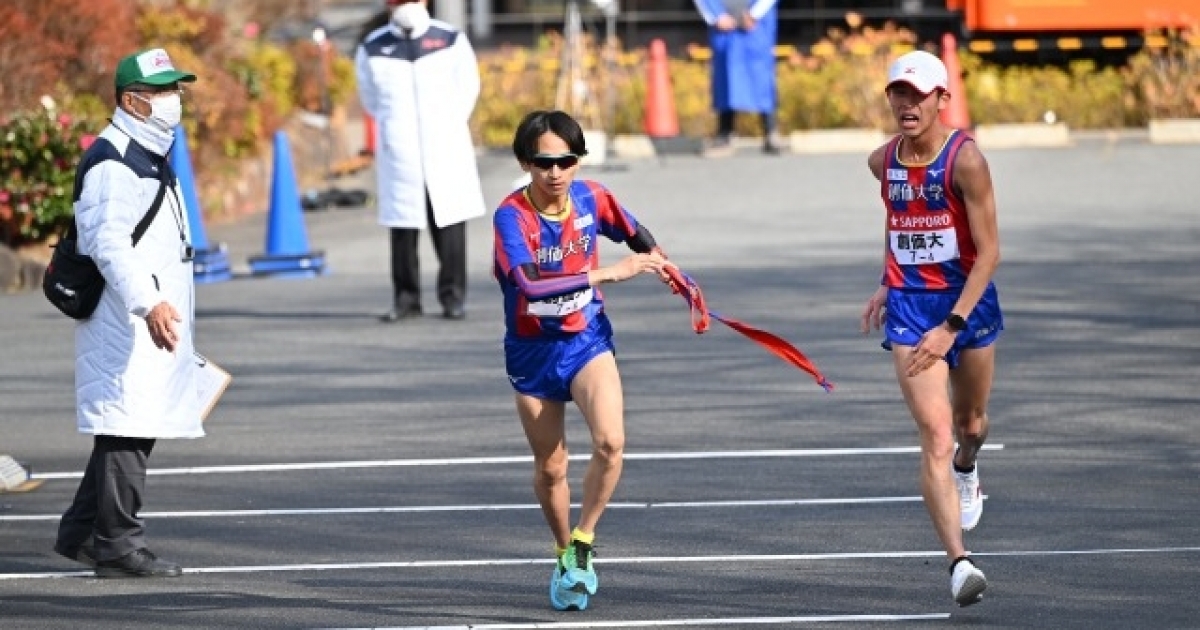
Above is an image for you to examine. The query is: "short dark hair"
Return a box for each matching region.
[511,110,588,163]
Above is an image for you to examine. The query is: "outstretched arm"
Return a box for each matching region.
[624,224,658,254]
[511,250,668,301]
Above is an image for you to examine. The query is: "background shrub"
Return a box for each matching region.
[962,54,1133,128]
[0,106,94,245]
[0,0,358,248]
[0,0,138,114]
[3,4,1197,251]
[471,19,1198,147]
[1125,29,1200,121]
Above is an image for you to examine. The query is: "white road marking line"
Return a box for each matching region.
[3,545,1196,581]
[0,495,941,521]
[319,613,952,629]
[30,445,1005,480]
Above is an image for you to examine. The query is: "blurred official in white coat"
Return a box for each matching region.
[356,0,486,322]
[55,48,203,579]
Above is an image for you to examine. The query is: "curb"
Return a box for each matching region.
[598,121,1200,159]
[1148,118,1200,144]
[471,123,1199,161]
[974,123,1071,149]
[790,129,888,154]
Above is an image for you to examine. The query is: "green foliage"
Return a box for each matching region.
[777,21,914,132]
[474,46,558,147]
[0,107,99,245]
[962,54,1133,128]
[327,54,358,111]
[0,0,362,239]
[0,0,138,112]
[472,20,1194,146]
[231,43,297,113]
[1125,30,1200,121]
[287,40,358,114]
[664,58,716,137]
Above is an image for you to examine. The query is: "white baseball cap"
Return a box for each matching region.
[886,50,948,95]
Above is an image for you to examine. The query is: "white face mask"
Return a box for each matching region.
[132,92,182,133]
[392,2,431,32]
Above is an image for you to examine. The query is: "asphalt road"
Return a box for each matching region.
[2,136,1198,629]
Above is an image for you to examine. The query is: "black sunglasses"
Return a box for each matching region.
[530,154,579,170]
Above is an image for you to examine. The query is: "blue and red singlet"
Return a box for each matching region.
[493,180,643,339]
[881,129,975,290]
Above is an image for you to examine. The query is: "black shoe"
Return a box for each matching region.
[762,142,782,155]
[54,541,97,568]
[442,303,466,320]
[95,548,182,578]
[379,304,423,323]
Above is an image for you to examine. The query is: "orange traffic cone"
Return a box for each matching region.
[643,38,680,139]
[940,33,971,131]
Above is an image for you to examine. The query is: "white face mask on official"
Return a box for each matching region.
[392,2,431,33]
[132,92,183,134]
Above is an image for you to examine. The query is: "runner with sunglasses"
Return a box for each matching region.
[493,110,671,611]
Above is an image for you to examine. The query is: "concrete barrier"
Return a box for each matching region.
[611,134,658,159]
[973,123,1071,149]
[581,130,608,166]
[789,129,887,154]
[1148,118,1200,144]
[602,122,1200,157]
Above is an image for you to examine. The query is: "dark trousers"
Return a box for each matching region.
[56,435,156,562]
[717,110,777,139]
[390,193,466,311]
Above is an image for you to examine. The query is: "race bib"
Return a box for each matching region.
[526,288,594,317]
[889,228,959,265]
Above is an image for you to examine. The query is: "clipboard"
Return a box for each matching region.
[194,352,232,422]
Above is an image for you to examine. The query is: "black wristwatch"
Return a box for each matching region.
[945,313,967,332]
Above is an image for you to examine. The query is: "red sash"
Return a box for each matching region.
[664,266,834,392]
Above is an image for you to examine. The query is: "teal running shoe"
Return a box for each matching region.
[559,538,598,595]
[549,562,588,611]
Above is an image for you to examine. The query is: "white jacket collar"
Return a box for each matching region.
[111,107,174,157]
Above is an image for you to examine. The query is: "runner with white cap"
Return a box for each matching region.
[860,49,1004,607]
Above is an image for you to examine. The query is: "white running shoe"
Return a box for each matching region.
[950,557,987,607]
[955,453,983,531]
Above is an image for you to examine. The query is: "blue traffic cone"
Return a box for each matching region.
[171,124,232,283]
[248,131,327,278]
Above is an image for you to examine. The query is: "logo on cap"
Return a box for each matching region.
[138,49,176,77]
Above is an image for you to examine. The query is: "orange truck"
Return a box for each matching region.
[945,0,1200,32]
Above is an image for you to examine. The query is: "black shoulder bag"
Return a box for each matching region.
[43,169,169,320]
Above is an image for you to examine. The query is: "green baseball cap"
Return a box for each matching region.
[114,48,197,89]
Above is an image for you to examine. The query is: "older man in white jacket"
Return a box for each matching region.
[356,0,487,322]
[53,49,204,579]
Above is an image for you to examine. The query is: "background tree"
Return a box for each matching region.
[0,0,138,112]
